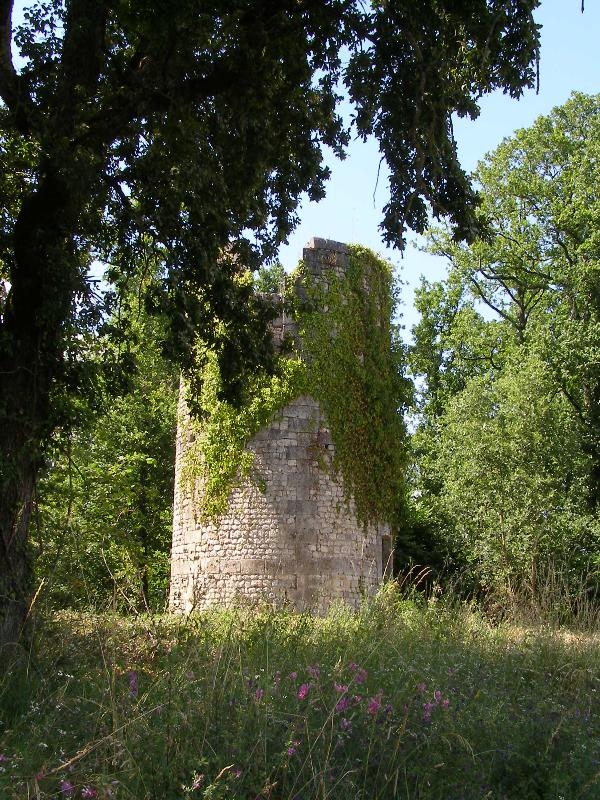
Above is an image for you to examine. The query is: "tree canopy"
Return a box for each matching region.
[409,93,600,600]
[0,0,541,649]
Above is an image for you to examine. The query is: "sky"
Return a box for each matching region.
[277,0,600,337]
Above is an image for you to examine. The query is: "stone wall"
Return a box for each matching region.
[169,238,392,613]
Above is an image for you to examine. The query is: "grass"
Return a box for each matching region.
[1,585,600,799]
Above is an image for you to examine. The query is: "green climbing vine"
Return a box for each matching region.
[181,245,410,525]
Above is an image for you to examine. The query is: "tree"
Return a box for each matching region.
[34,281,177,612]
[426,92,600,511]
[409,93,600,598]
[430,354,597,597]
[0,0,540,649]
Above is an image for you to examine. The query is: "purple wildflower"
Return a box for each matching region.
[335,696,351,713]
[441,698,450,709]
[273,671,282,685]
[298,682,310,700]
[233,768,242,779]
[433,690,443,702]
[307,664,320,680]
[60,781,74,797]
[191,774,205,790]
[340,717,352,731]
[367,692,383,716]
[422,701,434,722]
[352,694,363,705]
[383,703,393,715]
[288,671,298,681]
[128,670,138,699]
[355,667,368,685]
[334,682,348,694]
[81,788,98,799]
[0,754,8,762]
[254,687,265,701]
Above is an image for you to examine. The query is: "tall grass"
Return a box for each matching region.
[1,585,599,799]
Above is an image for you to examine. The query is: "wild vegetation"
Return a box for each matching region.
[0,0,541,647]
[2,586,600,800]
[407,92,600,602]
[4,5,600,797]
[181,246,410,526]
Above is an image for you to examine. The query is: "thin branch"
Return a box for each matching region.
[469,274,515,326]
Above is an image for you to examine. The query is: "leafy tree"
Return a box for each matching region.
[33,289,177,612]
[426,92,600,511]
[410,93,600,597]
[429,353,597,597]
[254,262,286,295]
[0,0,541,648]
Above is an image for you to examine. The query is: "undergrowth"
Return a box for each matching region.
[1,587,599,799]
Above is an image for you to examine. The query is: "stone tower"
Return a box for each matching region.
[169,238,393,613]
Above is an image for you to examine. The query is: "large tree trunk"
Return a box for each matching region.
[0,165,80,655]
[0,414,38,657]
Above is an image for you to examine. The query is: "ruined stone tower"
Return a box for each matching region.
[169,238,394,613]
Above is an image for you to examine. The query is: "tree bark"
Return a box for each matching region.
[0,165,81,654]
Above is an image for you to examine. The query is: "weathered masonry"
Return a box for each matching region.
[170,238,394,613]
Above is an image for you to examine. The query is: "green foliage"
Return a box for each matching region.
[181,353,306,520]
[183,246,410,527]
[2,593,600,799]
[254,262,287,294]
[429,353,599,594]
[0,0,542,644]
[410,93,600,598]
[298,246,410,525]
[33,285,178,612]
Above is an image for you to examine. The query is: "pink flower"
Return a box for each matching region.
[0,754,8,762]
[191,774,205,790]
[254,688,265,701]
[60,782,74,797]
[355,668,368,685]
[297,683,310,700]
[335,696,350,713]
[288,671,298,681]
[441,698,450,709]
[334,682,348,693]
[233,768,242,779]
[81,789,98,799]
[433,690,442,702]
[340,717,352,731]
[367,692,383,716]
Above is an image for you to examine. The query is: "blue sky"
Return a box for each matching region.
[277,0,600,336]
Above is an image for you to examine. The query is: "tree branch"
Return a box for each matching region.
[0,0,32,130]
[0,0,17,104]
